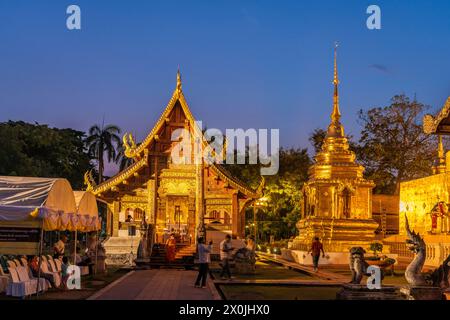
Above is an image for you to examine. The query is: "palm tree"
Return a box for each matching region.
[86,124,121,184]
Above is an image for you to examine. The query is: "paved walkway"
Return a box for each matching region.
[89,269,220,300]
[257,253,348,282]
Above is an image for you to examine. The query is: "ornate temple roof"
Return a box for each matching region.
[85,71,263,198]
[423,97,450,135]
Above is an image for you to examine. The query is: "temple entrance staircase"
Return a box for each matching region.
[149,243,196,269]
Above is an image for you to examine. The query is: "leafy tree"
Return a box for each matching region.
[357,94,435,194]
[0,121,92,189]
[227,147,311,241]
[86,124,121,184]
[309,128,327,154]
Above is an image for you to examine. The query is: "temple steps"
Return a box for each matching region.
[148,243,196,269]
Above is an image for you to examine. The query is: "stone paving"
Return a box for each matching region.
[89,269,220,300]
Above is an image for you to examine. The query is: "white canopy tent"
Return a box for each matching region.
[73,191,100,232]
[72,191,100,271]
[0,177,101,293]
[0,176,99,232]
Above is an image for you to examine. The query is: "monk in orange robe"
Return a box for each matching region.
[165,234,177,262]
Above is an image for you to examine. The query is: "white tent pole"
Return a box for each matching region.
[73,230,77,265]
[35,220,44,298]
[95,230,99,275]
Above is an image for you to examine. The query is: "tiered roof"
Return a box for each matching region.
[85,71,263,198]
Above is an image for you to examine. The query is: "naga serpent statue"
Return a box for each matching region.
[405,215,450,288]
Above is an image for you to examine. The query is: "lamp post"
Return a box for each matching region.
[253,197,268,246]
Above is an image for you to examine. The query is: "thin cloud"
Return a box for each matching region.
[369,64,390,74]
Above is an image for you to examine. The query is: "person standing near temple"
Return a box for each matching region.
[307,237,325,272]
[53,234,67,258]
[194,237,212,288]
[219,234,234,280]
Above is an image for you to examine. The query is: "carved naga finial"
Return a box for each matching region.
[123,132,139,159]
[405,214,425,254]
[84,170,96,192]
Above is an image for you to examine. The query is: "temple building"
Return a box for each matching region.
[391,97,450,239]
[380,97,450,267]
[290,46,379,256]
[85,72,263,262]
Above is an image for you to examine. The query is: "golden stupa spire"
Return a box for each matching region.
[325,42,345,139]
[176,67,182,92]
[331,42,341,122]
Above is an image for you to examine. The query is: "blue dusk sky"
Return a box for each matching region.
[1,0,450,174]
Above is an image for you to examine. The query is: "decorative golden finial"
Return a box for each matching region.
[438,135,445,160]
[176,67,182,92]
[325,42,345,139]
[434,134,446,174]
[331,42,341,123]
[123,132,138,159]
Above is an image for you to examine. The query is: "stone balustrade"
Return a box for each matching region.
[387,241,450,267]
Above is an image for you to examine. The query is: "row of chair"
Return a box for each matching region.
[2,257,51,298]
[1,254,92,298]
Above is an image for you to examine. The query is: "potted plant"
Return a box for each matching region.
[365,242,396,273]
[366,242,383,261]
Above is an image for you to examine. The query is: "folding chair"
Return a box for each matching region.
[0,267,8,294]
[48,259,59,274]
[6,267,35,298]
[16,266,48,293]
[54,259,62,272]
[39,260,61,288]
[20,257,28,266]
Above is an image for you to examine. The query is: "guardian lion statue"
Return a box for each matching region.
[349,247,370,284]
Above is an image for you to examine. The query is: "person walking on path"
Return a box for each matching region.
[307,237,325,272]
[219,234,234,280]
[194,237,212,288]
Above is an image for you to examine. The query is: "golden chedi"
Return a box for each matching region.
[291,45,378,255]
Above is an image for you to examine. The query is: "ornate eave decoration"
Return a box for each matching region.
[423,97,450,134]
[210,164,264,198]
[85,149,149,195]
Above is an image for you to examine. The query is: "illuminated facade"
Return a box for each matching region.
[85,72,263,250]
[397,98,450,237]
[291,47,378,252]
